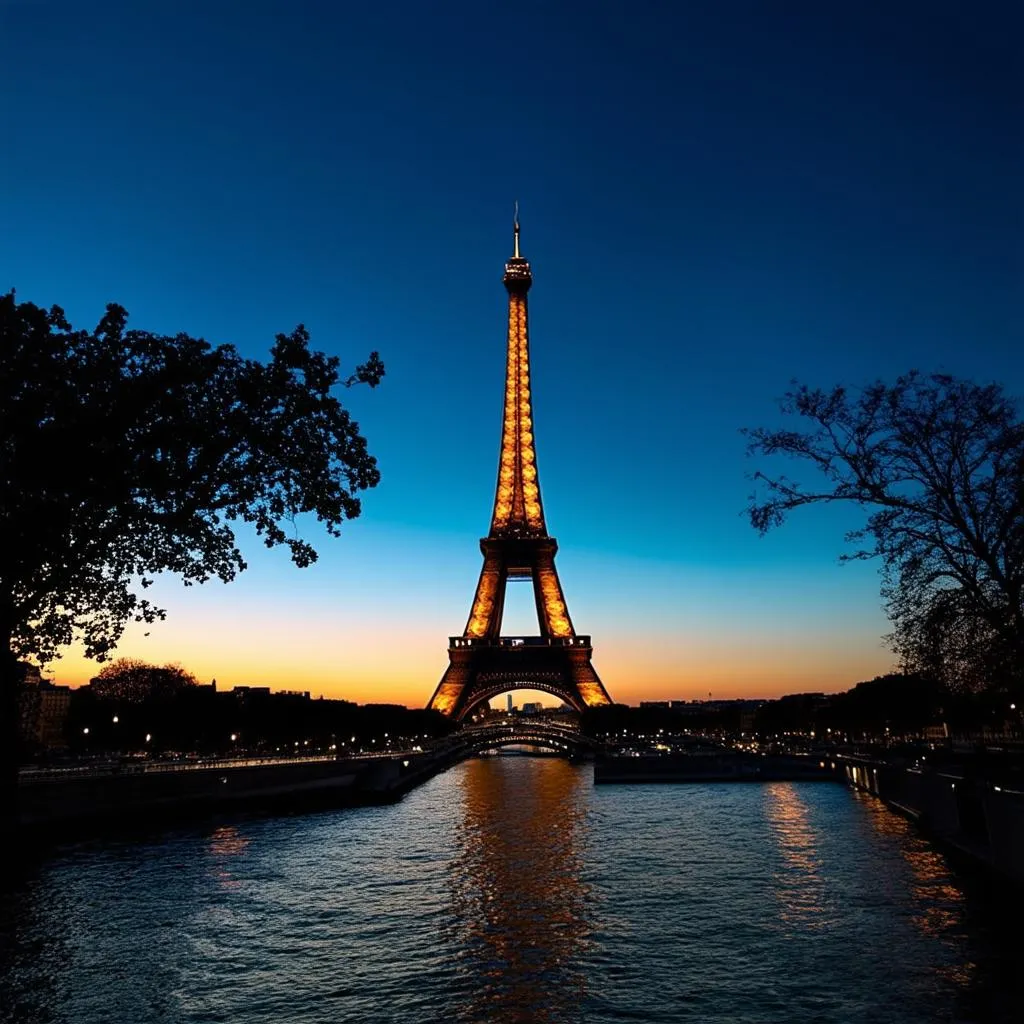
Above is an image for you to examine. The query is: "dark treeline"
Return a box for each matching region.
[583,672,1021,743]
[45,670,1021,761]
[28,668,1023,763]
[37,685,453,761]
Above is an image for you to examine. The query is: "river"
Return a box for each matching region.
[1,758,1020,1023]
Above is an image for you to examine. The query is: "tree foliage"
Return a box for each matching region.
[1,292,384,665]
[90,658,199,704]
[745,372,1024,697]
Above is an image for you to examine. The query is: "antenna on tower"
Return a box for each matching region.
[513,200,520,258]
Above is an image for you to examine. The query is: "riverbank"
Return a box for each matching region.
[15,753,423,839]
[842,754,1024,888]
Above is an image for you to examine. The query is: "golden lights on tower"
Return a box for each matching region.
[537,567,572,637]
[427,215,614,718]
[466,561,501,638]
[490,280,546,534]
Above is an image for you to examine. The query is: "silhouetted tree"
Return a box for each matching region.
[1,293,384,808]
[746,372,1024,701]
[822,673,944,738]
[90,659,199,703]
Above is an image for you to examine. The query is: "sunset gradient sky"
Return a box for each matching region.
[3,2,1022,705]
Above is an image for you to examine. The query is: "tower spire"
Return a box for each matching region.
[494,208,541,536]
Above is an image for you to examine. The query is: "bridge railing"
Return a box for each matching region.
[461,719,581,733]
[422,717,599,757]
[449,635,591,649]
[18,751,404,783]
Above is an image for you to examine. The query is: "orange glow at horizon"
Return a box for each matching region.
[45,602,896,708]
[34,497,898,708]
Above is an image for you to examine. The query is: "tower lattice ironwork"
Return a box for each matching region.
[427,218,614,720]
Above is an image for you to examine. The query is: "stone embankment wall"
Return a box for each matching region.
[18,756,403,835]
[843,756,1024,887]
[16,746,466,837]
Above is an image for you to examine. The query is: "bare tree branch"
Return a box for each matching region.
[745,371,1024,698]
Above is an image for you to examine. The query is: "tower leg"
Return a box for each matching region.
[464,552,507,640]
[428,649,473,717]
[567,649,613,709]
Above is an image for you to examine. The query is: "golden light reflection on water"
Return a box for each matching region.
[450,758,591,1023]
[206,825,251,891]
[850,789,972,985]
[764,783,832,929]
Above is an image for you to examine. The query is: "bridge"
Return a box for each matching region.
[15,715,602,834]
[423,717,602,763]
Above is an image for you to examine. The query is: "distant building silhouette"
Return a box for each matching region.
[37,680,73,749]
[17,664,73,752]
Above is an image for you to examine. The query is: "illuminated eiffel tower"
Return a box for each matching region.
[428,217,614,720]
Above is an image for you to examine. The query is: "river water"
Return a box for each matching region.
[1,758,1020,1023]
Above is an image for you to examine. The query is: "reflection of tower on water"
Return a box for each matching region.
[449,758,592,1023]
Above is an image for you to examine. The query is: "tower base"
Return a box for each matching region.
[428,635,612,720]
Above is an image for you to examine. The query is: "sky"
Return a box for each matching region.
[3,1,1022,706]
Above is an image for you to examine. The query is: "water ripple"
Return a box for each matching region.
[1,760,1019,1023]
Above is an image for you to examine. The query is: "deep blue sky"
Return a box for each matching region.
[3,1,1022,702]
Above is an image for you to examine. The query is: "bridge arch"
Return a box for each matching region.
[457,678,585,722]
[432,719,601,763]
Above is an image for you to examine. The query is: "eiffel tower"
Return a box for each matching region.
[427,217,614,720]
